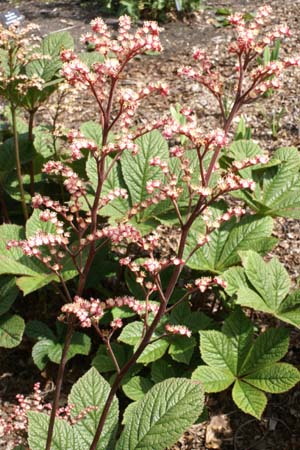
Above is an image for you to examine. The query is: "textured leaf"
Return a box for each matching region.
[122,376,153,401]
[223,266,248,296]
[0,276,18,316]
[192,366,234,392]
[121,130,169,220]
[69,367,118,450]
[0,313,24,348]
[232,380,267,419]
[186,216,274,272]
[200,330,236,375]
[28,411,75,450]
[222,308,253,374]
[241,328,289,375]
[169,335,196,364]
[26,209,56,238]
[80,121,102,147]
[244,363,300,393]
[117,378,204,450]
[150,360,176,383]
[32,339,55,370]
[240,250,290,309]
[237,251,300,326]
[228,140,263,160]
[137,339,169,364]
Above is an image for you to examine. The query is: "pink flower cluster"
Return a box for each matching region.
[106,295,159,316]
[61,295,104,327]
[42,161,87,198]
[165,324,192,338]
[192,276,228,293]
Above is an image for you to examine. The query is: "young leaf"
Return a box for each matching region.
[28,411,75,450]
[116,378,204,450]
[232,380,267,419]
[69,367,119,450]
[0,313,25,348]
[122,376,153,401]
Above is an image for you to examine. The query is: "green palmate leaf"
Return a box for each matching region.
[28,411,75,450]
[170,302,214,332]
[240,250,290,309]
[232,380,267,419]
[185,215,274,273]
[150,359,176,383]
[234,146,300,218]
[192,366,234,392]
[121,130,169,221]
[241,328,289,375]
[118,321,144,346]
[223,266,248,296]
[0,275,18,316]
[117,378,204,450]
[236,251,300,326]
[200,330,236,375]
[168,335,196,364]
[122,376,153,401]
[244,363,300,393]
[69,367,118,450]
[0,313,24,348]
[222,308,253,374]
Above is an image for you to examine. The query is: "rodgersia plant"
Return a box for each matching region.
[1,6,300,450]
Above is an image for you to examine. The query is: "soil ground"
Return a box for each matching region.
[0,0,300,449]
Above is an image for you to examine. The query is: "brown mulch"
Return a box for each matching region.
[0,0,300,449]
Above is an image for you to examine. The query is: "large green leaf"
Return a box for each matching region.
[241,328,289,374]
[244,363,300,393]
[233,147,300,218]
[69,367,118,450]
[116,378,204,450]
[192,366,234,392]
[185,215,275,272]
[0,313,24,348]
[222,308,253,374]
[121,130,169,221]
[81,121,103,148]
[236,251,300,327]
[195,309,298,418]
[232,380,267,419]
[200,330,236,374]
[28,411,76,450]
